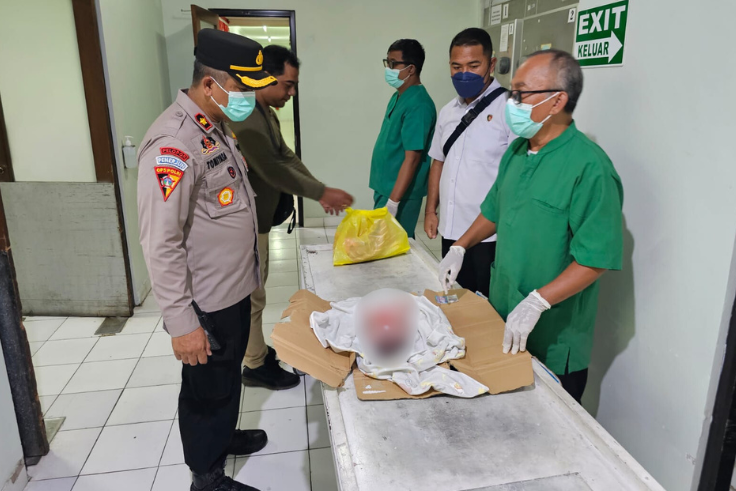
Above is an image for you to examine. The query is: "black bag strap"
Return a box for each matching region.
[442,87,507,158]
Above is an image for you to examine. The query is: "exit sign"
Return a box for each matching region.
[575,0,629,67]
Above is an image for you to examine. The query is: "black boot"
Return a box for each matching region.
[242,347,300,390]
[191,464,260,491]
[226,429,268,456]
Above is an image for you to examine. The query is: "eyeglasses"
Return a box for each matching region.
[509,89,564,104]
[383,59,410,69]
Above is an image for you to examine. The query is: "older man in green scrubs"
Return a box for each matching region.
[439,50,623,403]
[370,39,436,238]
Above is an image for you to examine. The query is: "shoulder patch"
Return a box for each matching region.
[194,113,213,132]
[155,155,188,172]
[159,147,190,161]
[155,166,184,202]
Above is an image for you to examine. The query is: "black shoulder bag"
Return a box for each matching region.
[442,87,507,158]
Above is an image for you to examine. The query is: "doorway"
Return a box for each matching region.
[191,7,304,227]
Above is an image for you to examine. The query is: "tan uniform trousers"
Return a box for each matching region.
[243,233,270,369]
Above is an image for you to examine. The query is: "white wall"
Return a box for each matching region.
[98,0,171,304]
[576,2,736,490]
[0,349,24,489]
[160,0,482,218]
[0,0,96,183]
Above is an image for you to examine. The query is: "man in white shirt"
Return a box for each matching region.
[424,28,515,296]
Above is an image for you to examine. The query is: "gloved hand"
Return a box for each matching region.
[438,245,465,294]
[503,290,551,355]
[386,199,399,217]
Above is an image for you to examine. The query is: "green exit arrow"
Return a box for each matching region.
[575,31,622,63]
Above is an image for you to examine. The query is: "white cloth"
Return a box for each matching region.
[428,78,516,242]
[310,295,489,398]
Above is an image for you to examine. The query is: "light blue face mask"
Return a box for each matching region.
[504,92,560,138]
[211,78,256,122]
[384,66,410,89]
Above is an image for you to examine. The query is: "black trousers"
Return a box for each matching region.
[558,368,588,404]
[179,296,251,474]
[442,239,496,298]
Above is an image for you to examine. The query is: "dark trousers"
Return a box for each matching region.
[179,296,252,474]
[558,368,588,404]
[442,239,496,297]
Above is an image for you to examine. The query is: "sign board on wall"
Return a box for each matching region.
[574,0,629,67]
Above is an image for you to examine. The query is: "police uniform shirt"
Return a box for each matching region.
[428,78,516,242]
[138,90,260,337]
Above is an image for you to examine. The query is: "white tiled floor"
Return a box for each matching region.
[23,223,356,491]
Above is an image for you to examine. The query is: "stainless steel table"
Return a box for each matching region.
[298,242,663,491]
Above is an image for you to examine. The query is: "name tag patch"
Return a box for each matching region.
[218,187,234,207]
[206,152,228,169]
[155,166,184,201]
[159,147,190,161]
[155,155,188,171]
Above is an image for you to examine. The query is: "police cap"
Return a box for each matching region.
[195,29,277,89]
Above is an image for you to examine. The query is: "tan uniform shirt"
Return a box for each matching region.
[138,90,260,337]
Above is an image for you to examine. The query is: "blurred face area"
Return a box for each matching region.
[386,49,415,79]
[449,44,496,82]
[261,63,299,109]
[510,54,567,123]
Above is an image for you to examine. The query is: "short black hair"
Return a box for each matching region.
[527,49,583,113]
[262,45,300,77]
[450,28,493,61]
[388,39,426,75]
[192,59,229,86]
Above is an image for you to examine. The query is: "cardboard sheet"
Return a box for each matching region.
[271,288,533,400]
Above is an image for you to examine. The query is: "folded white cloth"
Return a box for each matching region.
[309,295,489,398]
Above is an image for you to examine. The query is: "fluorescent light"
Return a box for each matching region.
[263,25,267,32]
[268,36,272,42]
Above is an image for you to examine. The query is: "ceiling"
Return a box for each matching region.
[224,17,291,48]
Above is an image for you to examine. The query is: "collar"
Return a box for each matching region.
[527,120,579,156]
[454,77,502,110]
[176,89,216,134]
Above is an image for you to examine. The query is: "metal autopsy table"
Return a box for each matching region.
[297,241,664,491]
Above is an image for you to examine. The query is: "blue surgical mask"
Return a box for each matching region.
[452,71,487,99]
[384,66,411,89]
[211,78,256,122]
[504,92,560,138]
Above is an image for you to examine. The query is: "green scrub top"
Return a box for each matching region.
[369,84,437,200]
[480,121,624,374]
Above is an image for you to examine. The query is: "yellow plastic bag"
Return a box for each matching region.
[333,208,410,266]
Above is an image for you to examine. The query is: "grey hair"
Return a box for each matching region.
[528,49,583,113]
[192,59,230,86]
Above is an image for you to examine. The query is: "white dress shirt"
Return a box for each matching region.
[428,78,516,242]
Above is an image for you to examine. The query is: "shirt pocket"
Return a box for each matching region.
[203,165,248,219]
[531,198,567,216]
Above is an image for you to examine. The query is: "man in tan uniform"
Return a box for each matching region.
[138,29,274,491]
[231,45,353,390]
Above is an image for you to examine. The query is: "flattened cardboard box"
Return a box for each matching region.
[271,289,533,401]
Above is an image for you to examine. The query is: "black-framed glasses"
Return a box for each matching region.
[509,89,564,104]
[383,59,410,69]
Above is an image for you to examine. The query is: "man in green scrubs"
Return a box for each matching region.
[438,50,623,403]
[370,39,436,238]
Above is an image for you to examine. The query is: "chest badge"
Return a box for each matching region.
[228,166,236,179]
[200,136,220,154]
[194,112,213,131]
[487,114,493,122]
[218,187,234,207]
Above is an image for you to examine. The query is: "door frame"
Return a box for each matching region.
[210,9,305,227]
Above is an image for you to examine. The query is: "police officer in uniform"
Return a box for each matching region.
[138,29,276,491]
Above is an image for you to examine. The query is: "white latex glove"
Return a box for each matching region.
[438,245,465,294]
[386,199,399,217]
[503,290,551,355]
